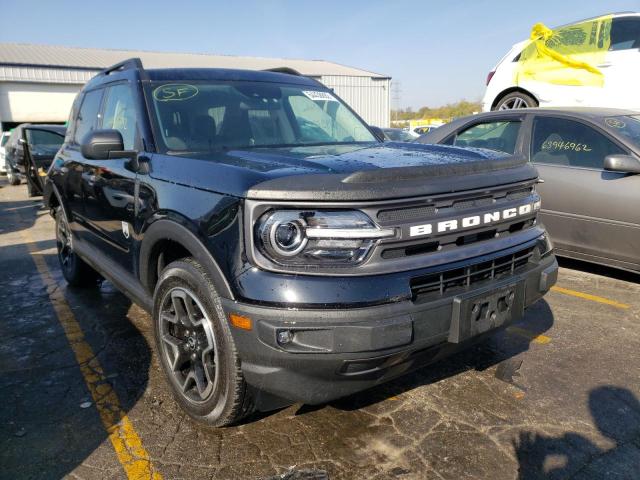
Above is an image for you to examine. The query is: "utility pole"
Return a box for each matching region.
[391,80,401,125]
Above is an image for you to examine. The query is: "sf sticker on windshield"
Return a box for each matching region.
[605,118,626,129]
[153,84,199,102]
[303,90,338,102]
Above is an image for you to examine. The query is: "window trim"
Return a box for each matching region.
[529,114,631,171]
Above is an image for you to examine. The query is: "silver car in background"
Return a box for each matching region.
[417,108,640,273]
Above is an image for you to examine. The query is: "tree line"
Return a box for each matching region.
[392,100,481,122]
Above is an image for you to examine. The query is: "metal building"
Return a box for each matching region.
[0,43,391,130]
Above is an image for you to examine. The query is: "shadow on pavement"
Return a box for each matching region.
[0,198,48,236]
[558,257,640,284]
[514,386,640,479]
[329,299,554,412]
[0,244,152,479]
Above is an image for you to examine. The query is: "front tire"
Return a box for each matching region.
[493,91,538,110]
[153,258,253,426]
[55,207,100,287]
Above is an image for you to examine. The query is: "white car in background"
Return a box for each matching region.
[0,131,10,175]
[483,12,640,111]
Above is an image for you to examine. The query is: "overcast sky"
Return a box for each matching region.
[2,0,638,109]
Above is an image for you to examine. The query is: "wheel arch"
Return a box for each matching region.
[492,87,539,110]
[139,218,235,301]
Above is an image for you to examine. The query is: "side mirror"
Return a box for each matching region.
[369,126,386,142]
[604,154,640,174]
[81,129,129,160]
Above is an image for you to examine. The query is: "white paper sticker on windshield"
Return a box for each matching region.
[303,90,338,102]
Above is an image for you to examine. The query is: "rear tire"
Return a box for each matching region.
[8,170,20,186]
[55,207,100,287]
[493,91,538,110]
[153,258,253,426]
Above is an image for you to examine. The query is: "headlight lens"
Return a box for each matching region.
[256,210,395,266]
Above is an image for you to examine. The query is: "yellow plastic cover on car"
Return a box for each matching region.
[514,15,612,87]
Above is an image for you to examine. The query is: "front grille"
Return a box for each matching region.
[378,205,437,223]
[410,246,535,301]
[375,185,534,225]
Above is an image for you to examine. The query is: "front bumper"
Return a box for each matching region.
[221,251,558,410]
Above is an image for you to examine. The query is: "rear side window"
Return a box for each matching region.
[451,120,521,154]
[610,17,640,51]
[531,117,625,169]
[73,89,104,145]
[102,84,138,150]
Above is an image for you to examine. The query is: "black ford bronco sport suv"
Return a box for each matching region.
[44,58,557,426]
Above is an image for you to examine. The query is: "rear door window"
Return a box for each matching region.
[451,120,521,154]
[530,116,625,168]
[73,89,104,145]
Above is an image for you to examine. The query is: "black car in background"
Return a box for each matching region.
[417,108,640,272]
[5,124,66,195]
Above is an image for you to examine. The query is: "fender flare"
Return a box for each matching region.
[139,219,235,300]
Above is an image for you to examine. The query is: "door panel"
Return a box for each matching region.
[79,82,139,271]
[536,164,640,265]
[531,116,640,268]
[601,17,640,109]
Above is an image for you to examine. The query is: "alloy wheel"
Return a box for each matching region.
[56,213,73,268]
[159,287,218,403]
[498,96,530,110]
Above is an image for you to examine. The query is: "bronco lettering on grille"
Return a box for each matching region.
[409,201,540,238]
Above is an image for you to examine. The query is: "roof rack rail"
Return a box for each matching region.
[263,67,302,76]
[102,57,144,76]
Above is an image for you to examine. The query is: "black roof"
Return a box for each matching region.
[145,67,321,86]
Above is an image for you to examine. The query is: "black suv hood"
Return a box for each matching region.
[149,142,537,201]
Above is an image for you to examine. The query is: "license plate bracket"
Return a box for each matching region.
[448,282,525,344]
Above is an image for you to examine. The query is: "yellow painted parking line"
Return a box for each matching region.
[18,228,162,480]
[506,326,551,345]
[551,286,630,310]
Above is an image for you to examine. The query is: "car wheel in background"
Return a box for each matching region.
[153,258,254,426]
[494,91,538,110]
[7,169,20,185]
[55,207,101,287]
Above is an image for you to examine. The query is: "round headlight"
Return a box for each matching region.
[269,219,307,256]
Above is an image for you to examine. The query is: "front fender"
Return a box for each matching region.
[139,217,235,300]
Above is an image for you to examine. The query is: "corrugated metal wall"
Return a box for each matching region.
[320,75,390,127]
[0,68,391,129]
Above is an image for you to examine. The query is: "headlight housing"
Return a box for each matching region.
[255,210,395,267]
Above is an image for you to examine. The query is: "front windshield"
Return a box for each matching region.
[149,81,376,152]
[604,116,640,149]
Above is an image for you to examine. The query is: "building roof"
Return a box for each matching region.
[0,43,387,79]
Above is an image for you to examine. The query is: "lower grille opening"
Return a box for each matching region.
[509,221,526,233]
[382,241,440,259]
[455,229,497,246]
[410,246,535,301]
